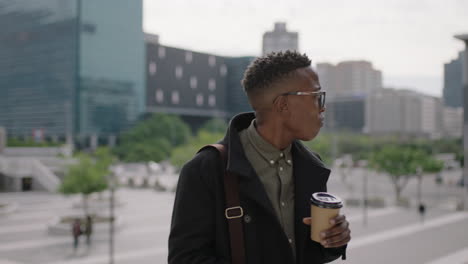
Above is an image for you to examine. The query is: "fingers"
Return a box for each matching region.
[320,216,351,248]
[321,227,351,248]
[329,214,346,225]
[320,219,349,238]
[304,214,351,248]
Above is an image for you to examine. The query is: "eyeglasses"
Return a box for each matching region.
[276,91,326,109]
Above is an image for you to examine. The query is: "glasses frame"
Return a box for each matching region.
[276,91,326,109]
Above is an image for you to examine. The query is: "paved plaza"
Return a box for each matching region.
[1,168,468,264]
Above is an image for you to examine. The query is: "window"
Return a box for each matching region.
[220,64,227,76]
[208,78,216,91]
[196,94,204,106]
[175,66,183,79]
[208,95,216,106]
[208,56,216,67]
[190,76,198,89]
[185,51,193,64]
[172,91,180,104]
[155,90,164,103]
[158,46,166,58]
[149,62,157,75]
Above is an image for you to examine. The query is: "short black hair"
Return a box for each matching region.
[241,50,311,96]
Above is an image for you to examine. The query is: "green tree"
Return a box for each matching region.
[369,145,443,203]
[170,130,225,169]
[303,133,332,165]
[456,152,464,167]
[58,149,115,217]
[114,113,191,162]
[199,118,228,134]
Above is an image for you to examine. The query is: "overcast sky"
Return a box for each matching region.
[143,0,468,97]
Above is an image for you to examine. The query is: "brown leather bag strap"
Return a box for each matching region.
[198,144,246,264]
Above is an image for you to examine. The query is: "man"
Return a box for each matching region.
[72,218,82,252]
[169,51,351,263]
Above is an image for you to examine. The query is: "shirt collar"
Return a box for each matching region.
[245,119,293,166]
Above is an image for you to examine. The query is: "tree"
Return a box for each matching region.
[369,145,443,203]
[199,118,228,134]
[170,130,225,169]
[114,113,191,162]
[59,148,115,217]
[303,133,332,165]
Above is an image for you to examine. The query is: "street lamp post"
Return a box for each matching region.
[417,167,422,206]
[108,172,116,264]
[358,160,369,227]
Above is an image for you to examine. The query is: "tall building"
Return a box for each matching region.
[324,95,366,132]
[443,51,464,107]
[443,107,463,138]
[0,0,145,143]
[454,34,468,200]
[145,39,254,130]
[225,57,255,117]
[365,88,442,139]
[146,41,229,131]
[262,22,298,56]
[317,61,382,95]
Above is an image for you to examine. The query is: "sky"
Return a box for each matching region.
[143,0,468,97]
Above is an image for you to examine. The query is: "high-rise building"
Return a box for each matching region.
[443,107,463,138]
[146,41,229,131]
[0,0,145,143]
[316,63,336,94]
[454,33,468,208]
[324,95,366,132]
[145,38,255,131]
[317,61,382,95]
[225,57,255,117]
[443,51,464,108]
[262,22,298,56]
[365,88,442,139]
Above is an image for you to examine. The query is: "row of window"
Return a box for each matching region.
[149,62,220,91]
[148,61,227,78]
[155,90,216,107]
[156,46,221,68]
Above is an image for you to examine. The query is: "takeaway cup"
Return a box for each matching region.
[310,192,343,243]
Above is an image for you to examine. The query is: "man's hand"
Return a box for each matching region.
[303,215,351,248]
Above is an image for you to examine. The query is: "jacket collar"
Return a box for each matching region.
[221,112,329,178]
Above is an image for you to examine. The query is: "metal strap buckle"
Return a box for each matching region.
[225,206,244,219]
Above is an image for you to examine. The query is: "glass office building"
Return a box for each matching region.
[0,0,145,141]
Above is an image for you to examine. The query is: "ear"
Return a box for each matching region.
[273,95,289,113]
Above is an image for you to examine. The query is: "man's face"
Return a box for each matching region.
[279,67,325,141]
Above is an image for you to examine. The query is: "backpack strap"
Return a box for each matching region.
[197,144,246,264]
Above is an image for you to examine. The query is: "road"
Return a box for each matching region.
[0,168,467,264]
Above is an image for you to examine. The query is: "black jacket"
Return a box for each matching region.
[168,112,346,263]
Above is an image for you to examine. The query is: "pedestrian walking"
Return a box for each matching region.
[72,218,82,251]
[84,215,93,246]
[418,203,426,223]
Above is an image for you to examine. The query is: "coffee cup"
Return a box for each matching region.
[310,192,343,243]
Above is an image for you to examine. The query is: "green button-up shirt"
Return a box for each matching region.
[239,119,296,257]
